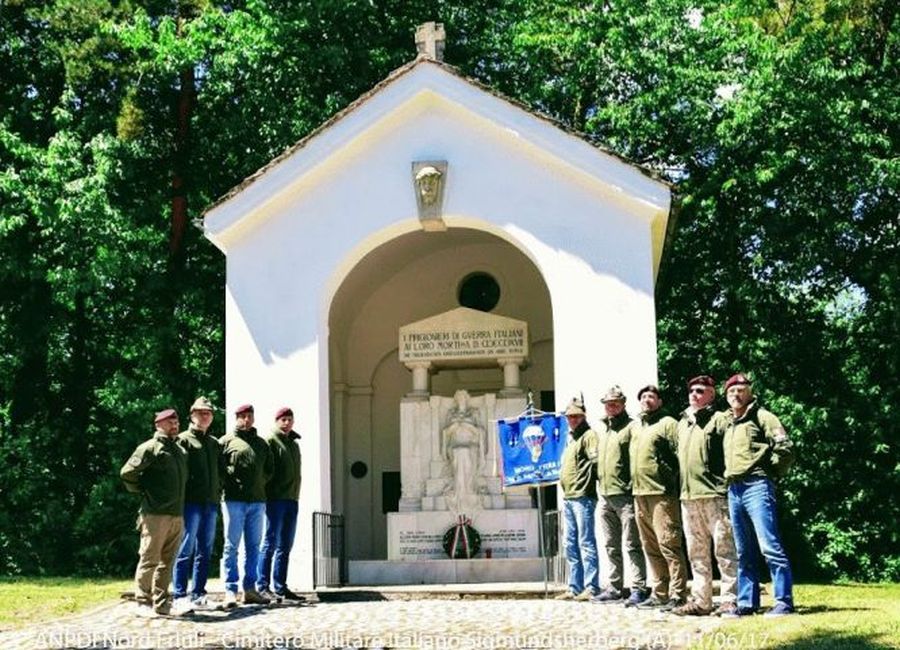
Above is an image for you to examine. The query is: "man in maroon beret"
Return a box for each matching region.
[718,374,795,617]
[672,375,738,617]
[220,403,273,607]
[257,407,304,603]
[120,409,187,617]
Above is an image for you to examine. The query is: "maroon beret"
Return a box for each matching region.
[687,375,716,389]
[154,408,178,424]
[234,403,254,415]
[637,384,660,400]
[275,407,294,420]
[724,374,751,390]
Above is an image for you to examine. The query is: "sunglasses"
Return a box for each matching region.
[689,387,709,394]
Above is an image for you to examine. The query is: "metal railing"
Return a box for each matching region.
[312,511,346,588]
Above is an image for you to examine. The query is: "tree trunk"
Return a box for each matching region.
[170,64,195,260]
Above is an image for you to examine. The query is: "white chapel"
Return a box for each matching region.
[202,24,672,589]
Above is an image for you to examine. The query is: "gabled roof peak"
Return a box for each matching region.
[202,57,668,220]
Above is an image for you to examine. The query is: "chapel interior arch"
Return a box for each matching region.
[328,226,554,560]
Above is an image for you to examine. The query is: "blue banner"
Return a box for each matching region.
[497,413,568,486]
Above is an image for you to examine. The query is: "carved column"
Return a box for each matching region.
[331,382,347,516]
[405,361,433,399]
[499,357,525,397]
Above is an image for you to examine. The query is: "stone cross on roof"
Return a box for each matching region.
[415,22,446,62]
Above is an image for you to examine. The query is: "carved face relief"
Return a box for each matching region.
[416,166,442,206]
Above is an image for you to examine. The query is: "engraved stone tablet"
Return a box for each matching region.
[399,307,528,368]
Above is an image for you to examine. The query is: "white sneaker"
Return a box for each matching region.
[191,595,209,610]
[171,597,195,616]
[223,591,239,609]
[259,589,282,603]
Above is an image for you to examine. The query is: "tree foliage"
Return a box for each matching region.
[0,0,896,580]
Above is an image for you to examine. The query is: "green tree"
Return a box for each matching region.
[0,0,896,579]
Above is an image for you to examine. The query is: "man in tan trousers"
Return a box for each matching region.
[631,385,688,611]
[120,408,188,617]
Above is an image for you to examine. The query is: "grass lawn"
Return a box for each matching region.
[0,577,131,631]
[693,583,900,649]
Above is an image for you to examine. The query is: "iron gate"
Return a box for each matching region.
[312,511,346,588]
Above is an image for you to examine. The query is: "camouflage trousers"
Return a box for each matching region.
[134,513,183,612]
[681,497,738,609]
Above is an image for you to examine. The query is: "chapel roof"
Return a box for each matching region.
[203,56,670,217]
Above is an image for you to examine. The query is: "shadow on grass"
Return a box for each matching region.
[798,604,877,615]
[771,631,898,650]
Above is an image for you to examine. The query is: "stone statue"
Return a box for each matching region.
[441,389,486,514]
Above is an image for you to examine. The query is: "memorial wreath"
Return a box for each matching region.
[442,515,481,559]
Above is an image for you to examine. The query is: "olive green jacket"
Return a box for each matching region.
[596,411,634,496]
[559,420,599,499]
[220,427,274,502]
[676,406,727,499]
[630,409,679,496]
[120,431,187,516]
[265,428,301,501]
[178,426,221,504]
[719,401,794,482]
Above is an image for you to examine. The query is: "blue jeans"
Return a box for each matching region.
[221,501,265,594]
[172,502,218,599]
[257,499,299,594]
[563,496,600,594]
[728,477,794,609]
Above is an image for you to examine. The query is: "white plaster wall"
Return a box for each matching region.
[218,92,660,587]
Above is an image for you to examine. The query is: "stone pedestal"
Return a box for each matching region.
[348,558,545,585]
[387,509,539,560]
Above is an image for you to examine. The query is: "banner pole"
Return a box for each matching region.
[537,483,548,598]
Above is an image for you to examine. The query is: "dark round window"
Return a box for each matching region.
[458,272,500,312]
[350,461,368,479]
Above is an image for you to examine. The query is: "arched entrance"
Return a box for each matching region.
[328,226,554,560]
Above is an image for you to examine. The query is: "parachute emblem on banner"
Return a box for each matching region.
[521,424,546,463]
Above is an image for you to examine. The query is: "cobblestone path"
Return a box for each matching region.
[0,592,723,650]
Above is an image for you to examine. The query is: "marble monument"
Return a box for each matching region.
[388,308,540,563]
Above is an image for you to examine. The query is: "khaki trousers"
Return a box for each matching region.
[634,495,688,600]
[598,494,646,591]
[134,513,183,611]
[681,497,738,609]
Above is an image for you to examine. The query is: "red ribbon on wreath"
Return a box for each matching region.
[450,515,473,559]
[443,515,481,558]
